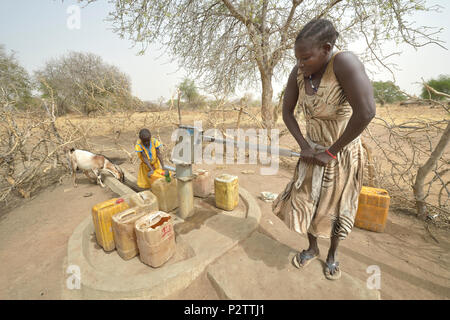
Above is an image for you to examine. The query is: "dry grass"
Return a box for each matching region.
[1,102,448,228]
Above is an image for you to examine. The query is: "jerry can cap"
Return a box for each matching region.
[116,198,125,204]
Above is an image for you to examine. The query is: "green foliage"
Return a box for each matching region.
[0,44,33,109]
[178,78,199,103]
[34,51,134,115]
[372,81,407,105]
[421,75,450,100]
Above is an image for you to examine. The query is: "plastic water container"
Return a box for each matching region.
[135,211,176,268]
[214,174,239,211]
[149,168,173,187]
[193,169,212,198]
[92,198,130,251]
[111,207,150,260]
[355,186,390,233]
[152,178,178,212]
[130,190,159,213]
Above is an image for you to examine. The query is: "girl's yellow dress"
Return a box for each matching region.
[135,138,166,188]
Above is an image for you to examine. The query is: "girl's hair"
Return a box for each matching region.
[295,19,339,47]
[139,128,151,140]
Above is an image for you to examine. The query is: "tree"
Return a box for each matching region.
[372,81,406,105]
[421,75,450,101]
[82,0,445,127]
[35,51,134,115]
[178,78,199,103]
[0,44,32,109]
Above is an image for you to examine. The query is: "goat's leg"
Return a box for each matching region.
[92,169,105,188]
[83,170,97,184]
[72,162,78,188]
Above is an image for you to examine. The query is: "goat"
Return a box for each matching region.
[69,148,124,188]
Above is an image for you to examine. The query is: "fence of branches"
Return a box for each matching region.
[362,114,448,224]
[0,96,178,214]
[363,86,449,228]
[1,90,449,230]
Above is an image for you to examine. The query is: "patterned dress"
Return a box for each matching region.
[272,52,365,240]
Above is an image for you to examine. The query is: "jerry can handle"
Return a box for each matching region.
[120,209,136,220]
[139,192,148,200]
[147,212,163,224]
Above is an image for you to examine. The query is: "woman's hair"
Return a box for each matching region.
[295,19,339,47]
[139,128,151,140]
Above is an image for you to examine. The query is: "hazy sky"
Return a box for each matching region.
[1,0,449,102]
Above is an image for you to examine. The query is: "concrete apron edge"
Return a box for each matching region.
[64,186,261,299]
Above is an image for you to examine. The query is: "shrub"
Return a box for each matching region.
[372,81,407,105]
[421,75,450,100]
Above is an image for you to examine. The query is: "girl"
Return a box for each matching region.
[135,128,168,189]
[273,19,376,280]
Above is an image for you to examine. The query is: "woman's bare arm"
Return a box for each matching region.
[327,52,376,155]
[282,65,315,159]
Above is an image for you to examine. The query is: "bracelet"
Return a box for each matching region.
[326,149,337,159]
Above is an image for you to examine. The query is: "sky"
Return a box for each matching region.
[0,0,449,102]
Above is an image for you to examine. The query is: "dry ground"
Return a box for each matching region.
[0,103,449,300]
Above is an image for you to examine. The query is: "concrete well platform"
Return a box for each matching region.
[62,185,261,299]
[62,170,380,300]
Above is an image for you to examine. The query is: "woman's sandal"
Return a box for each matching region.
[292,250,319,269]
[324,261,341,280]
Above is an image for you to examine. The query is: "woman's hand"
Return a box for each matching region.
[147,167,155,177]
[313,151,335,167]
[299,147,316,164]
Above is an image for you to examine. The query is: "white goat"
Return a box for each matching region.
[69,148,124,188]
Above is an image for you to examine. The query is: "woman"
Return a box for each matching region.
[135,128,168,189]
[273,19,376,280]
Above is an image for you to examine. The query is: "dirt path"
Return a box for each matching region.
[0,177,116,299]
[183,162,450,300]
[1,133,449,300]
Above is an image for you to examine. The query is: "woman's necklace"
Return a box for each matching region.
[308,75,318,93]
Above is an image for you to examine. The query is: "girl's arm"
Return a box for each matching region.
[156,148,165,170]
[282,65,316,163]
[314,52,376,165]
[141,155,155,175]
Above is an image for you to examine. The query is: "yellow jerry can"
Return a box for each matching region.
[355,186,390,233]
[92,198,130,251]
[214,174,239,211]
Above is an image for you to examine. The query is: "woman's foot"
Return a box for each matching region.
[292,248,320,269]
[325,256,341,280]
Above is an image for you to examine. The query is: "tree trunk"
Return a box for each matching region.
[260,73,274,129]
[361,140,377,187]
[272,88,285,127]
[413,120,450,220]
